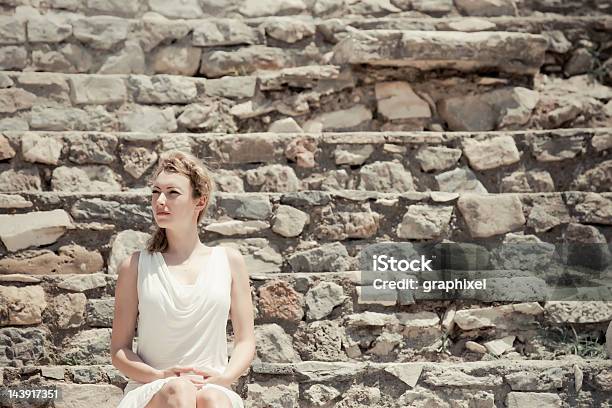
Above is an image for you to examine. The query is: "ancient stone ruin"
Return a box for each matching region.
[0,0,611,406]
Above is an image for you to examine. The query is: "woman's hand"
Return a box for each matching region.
[157,365,197,379]
[187,368,233,390]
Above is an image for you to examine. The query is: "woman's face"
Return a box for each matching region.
[151,170,203,228]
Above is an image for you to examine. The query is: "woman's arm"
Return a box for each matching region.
[110,252,164,383]
[222,247,256,384]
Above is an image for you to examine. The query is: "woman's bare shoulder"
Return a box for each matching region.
[117,251,143,277]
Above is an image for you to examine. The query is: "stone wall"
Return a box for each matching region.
[0,130,611,195]
[0,0,611,407]
[0,16,610,134]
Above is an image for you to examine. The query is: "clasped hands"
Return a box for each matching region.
[161,365,232,390]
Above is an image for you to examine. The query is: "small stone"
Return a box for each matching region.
[526,195,570,232]
[458,194,525,238]
[120,146,158,179]
[57,274,107,292]
[334,144,374,166]
[69,76,127,105]
[67,133,118,164]
[506,392,562,408]
[192,19,263,47]
[120,106,177,133]
[0,168,41,191]
[591,132,612,152]
[484,335,515,356]
[204,219,269,235]
[240,0,307,17]
[359,161,414,192]
[0,46,27,70]
[269,117,303,133]
[48,293,86,329]
[245,164,300,192]
[86,0,140,16]
[0,16,26,44]
[98,40,146,74]
[151,45,201,76]
[148,0,203,18]
[258,280,304,321]
[455,0,517,16]
[0,285,46,325]
[0,88,36,113]
[128,75,197,104]
[72,16,129,50]
[200,46,290,78]
[447,17,496,31]
[255,323,301,362]
[397,204,453,239]
[287,242,351,272]
[545,301,612,324]
[312,105,372,131]
[435,167,487,193]
[530,134,583,162]
[205,76,256,99]
[305,281,346,320]
[543,31,572,54]
[375,81,431,121]
[0,209,74,251]
[462,135,521,171]
[264,17,315,44]
[21,133,63,165]
[27,16,72,42]
[41,366,65,380]
[272,205,309,237]
[415,146,462,172]
[51,166,122,192]
[303,384,341,405]
[501,170,555,193]
[285,136,317,168]
[466,341,487,353]
[564,48,594,76]
[246,380,299,407]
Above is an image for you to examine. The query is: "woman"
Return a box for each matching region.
[111,150,256,408]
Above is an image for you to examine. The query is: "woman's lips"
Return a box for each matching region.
[157,211,170,215]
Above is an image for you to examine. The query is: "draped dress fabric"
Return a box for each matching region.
[117,246,244,408]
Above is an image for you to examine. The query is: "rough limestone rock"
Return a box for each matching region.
[332,30,547,75]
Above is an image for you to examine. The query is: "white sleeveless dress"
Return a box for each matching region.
[117,246,245,408]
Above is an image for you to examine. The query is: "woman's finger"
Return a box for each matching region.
[173,366,194,372]
[191,368,221,378]
[187,378,207,388]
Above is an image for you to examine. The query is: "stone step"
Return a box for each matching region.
[0,14,609,77]
[0,360,610,407]
[1,266,610,367]
[0,188,610,368]
[0,189,610,259]
[0,190,610,261]
[1,129,610,194]
[330,29,547,76]
[1,0,610,21]
[1,67,610,133]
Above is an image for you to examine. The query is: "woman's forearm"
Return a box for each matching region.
[222,341,256,384]
[112,347,163,383]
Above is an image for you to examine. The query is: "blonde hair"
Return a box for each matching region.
[146,150,216,253]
